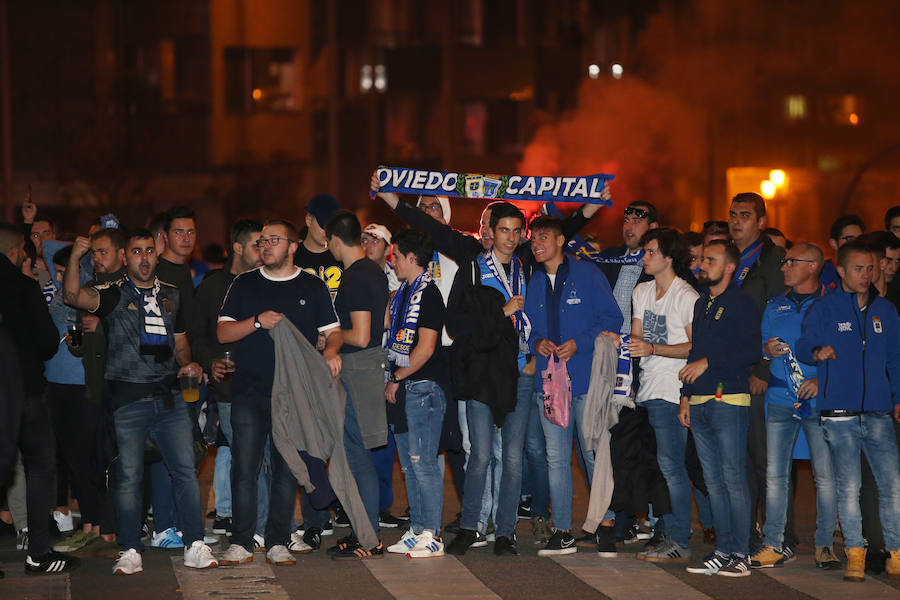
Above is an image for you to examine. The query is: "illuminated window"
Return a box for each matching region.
[225,47,299,114]
[825,94,863,126]
[784,95,807,120]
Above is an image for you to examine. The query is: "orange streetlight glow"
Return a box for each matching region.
[849,112,859,125]
[769,169,786,187]
[252,88,262,100]
[761,180,776,199]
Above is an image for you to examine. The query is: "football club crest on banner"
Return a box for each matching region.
[375,167,614,205]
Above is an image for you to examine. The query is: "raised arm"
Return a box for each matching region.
[62,236,100,311]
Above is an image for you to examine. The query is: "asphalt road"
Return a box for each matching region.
[2,450,899,599]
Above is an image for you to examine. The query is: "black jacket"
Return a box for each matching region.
[450,285,519,426]
[190,266,237,402]
[0,255,58,397]
[737,236,786,381]
[0,324,24,481]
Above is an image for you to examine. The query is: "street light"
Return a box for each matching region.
[611,63,623,79]
[769,169,786,187]
[760,180,776,199]
[588,64,600,79]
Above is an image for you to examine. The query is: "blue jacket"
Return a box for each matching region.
[683,283,761,397]
[796,287,900,412]
[526,255,622,396]
[43,240,87,385]
[761,286,828,409]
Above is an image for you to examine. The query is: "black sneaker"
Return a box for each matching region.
[212,515,232,535]
[494,535,519,556]
[444,514,462,535]
[642,528,665,551]
[538,530,577,556]
[332,542,384,561]
[205,509,216,519]
[333,505,351,528]
[446,529,478,556]
[517,497,532,520]
[25,551,80,574]
[781,544,797,564]
[299,520,334,537]
[620,522,641,545]
[686,550,730,575]
[596,525,617,558]
[717,554,751,578]
[326,534,358,555]
[575,529,598,548]
[400,507,410,521]
[379,511,404,528]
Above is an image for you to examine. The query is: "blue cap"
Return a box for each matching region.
[305,194,340,228]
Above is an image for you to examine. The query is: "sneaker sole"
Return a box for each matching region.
[212,528,229,535]
[537,547,577,556]
[218,556,253,566]
[289,546,315,554]
[686,567,719,575]
[644,555,690,564]
[750,562,783,568]
[379,523,400,528]
[717,569,751,578]
[407,551,445,558]
[185,561,219,569]
[266,558,296,566]
[843,574,866,582]
[113,567,143,575]
[470,541,488,549]
[597,551,618,558]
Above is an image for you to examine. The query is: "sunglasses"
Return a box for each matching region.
[624,207,649,219]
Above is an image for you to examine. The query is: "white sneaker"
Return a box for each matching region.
[406,531,444,558]
[53,510,75,534]
[252,533,266,552]
[287,531,314,553]
[112,548,143,575]
[266,545,296,566]
[219,543,253,565]
[184,540,218,569]
[387,529,418,554]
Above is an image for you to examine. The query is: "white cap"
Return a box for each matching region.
[417,195,451,224]
[363,224,392,244]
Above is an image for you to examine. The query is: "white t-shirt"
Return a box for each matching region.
[631,277,699,404]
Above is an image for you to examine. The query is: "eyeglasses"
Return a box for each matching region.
[624,207,649,219]
[780,258,815,267]
[420,202,443,215]
[255,236,294,249]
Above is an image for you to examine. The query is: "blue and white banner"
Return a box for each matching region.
[375,167,614,206]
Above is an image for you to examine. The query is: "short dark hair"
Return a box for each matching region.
[702,220,729,235]
[731,192,766,218]
[885,206,900,229]
[147,212,169,238]
[706,239,741,268]
[628,201,659,224]
[52,244,72,267]
[325,211,362,247]
[165,206,196,232]
[764,227,786,239]
[829,214,865,241]
[392,228,433,268]
[202,243,226,264]
[488,202,526,231]
[528,215,564,237]
[33,218,56,233]
[682,231,704,248]
[91,227,127,250]
[837,238,874,267]
[264,220,300,242]
[230,219,264,246]
[127,227,154,245]
[641,228,688,274]
[859,231,900,261]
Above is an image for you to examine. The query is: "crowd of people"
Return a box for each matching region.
[0,173,899,586]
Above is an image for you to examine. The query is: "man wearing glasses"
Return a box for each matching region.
[750,243,839,571]
[821,214,865,291]
[217,220,342,568]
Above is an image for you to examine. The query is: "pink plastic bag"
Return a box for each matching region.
[541,356,572,428]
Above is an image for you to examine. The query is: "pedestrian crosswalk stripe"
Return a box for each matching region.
[760,554,899,599]
[364,553,501,599]
[171,557,291,600]
[551,554,713,599]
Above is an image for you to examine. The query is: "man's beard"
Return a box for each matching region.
[264,254,290,271]
[697,273,722,287]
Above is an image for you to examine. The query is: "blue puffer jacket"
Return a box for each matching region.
[796,286,900,412]
[761,286,828,408]
[526,255,622,396]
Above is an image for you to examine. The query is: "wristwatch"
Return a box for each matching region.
[389,372,402,384]
[253,315,262,329]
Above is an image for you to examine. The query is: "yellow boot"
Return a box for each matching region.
[844,547,866,582]
[887,549,900,580]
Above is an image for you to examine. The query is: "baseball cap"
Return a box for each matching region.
[305,194,341,228]
[363,224,392,245]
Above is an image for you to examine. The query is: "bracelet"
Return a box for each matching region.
[650,343,656,355]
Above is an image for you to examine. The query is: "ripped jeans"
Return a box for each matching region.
[394,380,447,534]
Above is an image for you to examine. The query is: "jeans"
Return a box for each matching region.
[645,399,691,548]
[343,391,380,539]
[478,430,502,533]
[231,395,296,551]
[690,400,751,556]
[763,404,836,549]
[19,395,57,556]
[114,397,203,552]
[694,488,713,529]
[150,460,179,532]
[523,388,550,519]
[541,392,593,532]
[217,402,269,534]
[822,412,900,550]
[394,380,445,533]
[371,429,397,512]
[460,372,533,538]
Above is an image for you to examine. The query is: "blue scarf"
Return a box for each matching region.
[375,167,614,205]
[614,335,633,402]
[125,276,169,347]
[734,237,764,286]
[386,270,432,369]
[477,249,531,353]
[783,346,812,420]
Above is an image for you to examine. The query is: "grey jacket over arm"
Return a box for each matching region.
[269,320,378,549]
